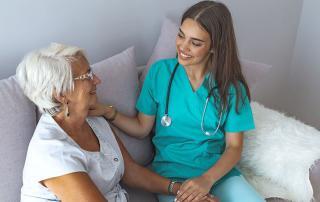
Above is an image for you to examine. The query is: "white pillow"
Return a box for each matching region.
[239,102,320,201]
[141,17,272,90]
[92,47,154,165]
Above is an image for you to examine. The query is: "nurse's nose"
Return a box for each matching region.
[180,40,191,52]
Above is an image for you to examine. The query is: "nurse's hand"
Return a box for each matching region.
[88,103,116,119]
[176,176,214,202]
[175,194,219,202]
[202,194,219,202]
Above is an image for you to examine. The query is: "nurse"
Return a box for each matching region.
[92,1,265,202]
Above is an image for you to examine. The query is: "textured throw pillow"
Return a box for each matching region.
[92,47,154,165]
[239,102,320,201]
[141,17,272,89]
[0,76,37,202]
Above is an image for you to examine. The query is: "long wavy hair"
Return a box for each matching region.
[181,1,250,113]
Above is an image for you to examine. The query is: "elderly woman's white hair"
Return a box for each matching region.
[16,43,86,115]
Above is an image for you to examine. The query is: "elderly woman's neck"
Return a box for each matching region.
[53,112,88,135]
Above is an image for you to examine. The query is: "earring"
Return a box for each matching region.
[64,101,70,117]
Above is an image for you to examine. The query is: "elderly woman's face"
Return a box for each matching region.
[67,55,101,112]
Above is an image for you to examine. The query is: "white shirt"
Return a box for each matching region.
[21,114,128,202]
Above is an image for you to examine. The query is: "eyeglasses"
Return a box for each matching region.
[73,68,94,81]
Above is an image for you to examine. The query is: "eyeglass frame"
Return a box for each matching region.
[73,68,94,81]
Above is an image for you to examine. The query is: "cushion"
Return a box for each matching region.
[141,17,272,89]
[140,17,179,84]
[240,59,272,90]
[92,47,154,165]
[0,76,37,202]
[238,102,320,201]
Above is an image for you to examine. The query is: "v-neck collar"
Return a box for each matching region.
[178,64,210,95]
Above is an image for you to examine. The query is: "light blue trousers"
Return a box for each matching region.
[157,175,265,202]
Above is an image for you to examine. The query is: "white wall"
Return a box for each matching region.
[0,0,197,78]
[2,0,314,127]
[285,0,320,129]
[223,0,303,113]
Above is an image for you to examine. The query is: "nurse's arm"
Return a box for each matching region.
[203,132,244,183]
[89,103,155,138]
[108,111,155,138]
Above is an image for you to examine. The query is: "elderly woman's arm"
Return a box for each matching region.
[113,134,180,195]
[42,172,107,202]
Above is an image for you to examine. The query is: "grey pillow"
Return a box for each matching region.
[92,47,154,165]
[0,76,37,202]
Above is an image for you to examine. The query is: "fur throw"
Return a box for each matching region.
[238,102,320,202]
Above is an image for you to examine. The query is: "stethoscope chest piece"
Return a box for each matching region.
[161,115,172,127]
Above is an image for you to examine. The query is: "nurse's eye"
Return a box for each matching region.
[192,41,202,47]
[177,33,184,38]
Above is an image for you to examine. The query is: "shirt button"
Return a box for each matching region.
[113,157,119,162]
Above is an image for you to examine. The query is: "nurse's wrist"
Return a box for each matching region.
[167,180,180,195]
[201,173,217,187]
[104,105,118,122]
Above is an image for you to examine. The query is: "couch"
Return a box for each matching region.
[1,18,320,202]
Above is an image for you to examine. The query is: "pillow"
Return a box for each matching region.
[0,76,37,202]
[238,102,320,201]
[141,17,272,89]
[140,17,179,84]
[92,47,154,165]
[240,59,272,90]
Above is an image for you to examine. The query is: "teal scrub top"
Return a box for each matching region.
[136,58,255,184]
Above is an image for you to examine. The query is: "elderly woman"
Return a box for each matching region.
[16,43,190,202]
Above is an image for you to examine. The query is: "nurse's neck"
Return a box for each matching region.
[184,63,208,82]
[184,63,208,91]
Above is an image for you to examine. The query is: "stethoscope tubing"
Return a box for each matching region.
[164,63,179,116]
[161,62,224,136]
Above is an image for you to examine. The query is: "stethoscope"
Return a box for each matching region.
[161,62,224,136]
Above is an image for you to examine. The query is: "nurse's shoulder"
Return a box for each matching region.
[148,58,178,77]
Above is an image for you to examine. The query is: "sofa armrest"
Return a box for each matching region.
[310,159,320,201]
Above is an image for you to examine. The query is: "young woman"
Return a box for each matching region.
[94,1,265,201]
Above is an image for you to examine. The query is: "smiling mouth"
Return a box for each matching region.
[178,50,192,59]
[89,90,96,95]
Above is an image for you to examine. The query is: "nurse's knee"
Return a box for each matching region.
[212,175,265,202]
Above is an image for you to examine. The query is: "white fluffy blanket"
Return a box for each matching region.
[238,102,320,202]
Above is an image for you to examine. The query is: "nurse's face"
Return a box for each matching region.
[176,18,212,69]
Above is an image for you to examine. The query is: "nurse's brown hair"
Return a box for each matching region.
[181,1,250,113]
